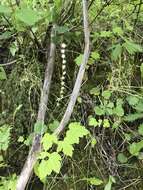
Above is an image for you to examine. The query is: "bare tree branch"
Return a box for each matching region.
[54,0,90,135]
[16,26,56,190]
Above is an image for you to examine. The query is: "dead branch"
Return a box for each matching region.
[16,26,56,190]
[54,0,90,135]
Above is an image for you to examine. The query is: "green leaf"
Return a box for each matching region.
[18,136,24,143]
[123,40,142,54]
[117,153,128,163]
[113,27,123,35]
[57,141,74,157]
[49,120,59,132]
[126,96,139,106]
[0,5,11,14]
[38,160,51,180]
[15,8,40,26]
[114,105,124,117]
[100,31,112,37]
[0,125,11,151]
[42,133,57,151]
[38,152,61,180]
[0,31,12,40]
[91,51,100,60]
[129,140,143,156]
[124,113,143,122]
[88,117,98,127]
[104,176,116,190]
[86,177,103,185]
[102,90,111,99]
[124,133,132,141]
[107,102,114,108]
[38,152,49,159]
[0,67,7,80]
[111,44,122,61]
[140,63,143,79]
[74,54,83,66]
[55,26,69,34]
[89,87,100,96]
[138,124,143,136]
[34,121,47,134]
[94,106,105,116]
[103,119,110,128]
[91,138,97,148]
[134,101,143,112]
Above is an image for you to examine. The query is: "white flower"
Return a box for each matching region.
[61,54,66,59]
[63,71,66,75]
[61,81,65,86]
[61,75,65,80]
[62,65,66,70]
[62,59,66,64]
[61,49,65,54]
[61,43,66,48]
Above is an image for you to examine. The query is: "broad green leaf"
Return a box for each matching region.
[102,90,111,99]
[123,40,142,54]
[129,140,143,156]
[38,152,61,180]
[104,176,116,190]
[38,152,49,159]
[124,113,143,122]
[15,8,40,26]
[94,106,105,116]
[68,122,89,138]
[38,160,51,180]
[34,121,47,134]
[42,133,57,151]
[134,101,143,112]
[107,102,114,108]
[0,5,11,14]
[47,152,61,173]
[138,124,143,136]
[114,105,124,117]
[57,141,74,157]
[117,153,128,163]
[74,54,83,66]
[91,51,100,60]
[126,96,139,106]
[111,44,122,61]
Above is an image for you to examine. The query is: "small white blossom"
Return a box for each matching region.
[62,65,66,70]
[62,59,66,64]
[61,43,66,48]
[61,49,65,54]
[61,54,66,59]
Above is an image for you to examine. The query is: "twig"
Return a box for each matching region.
[54,0,90,135]
[16,26,56,190]
[0,60,17,66]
